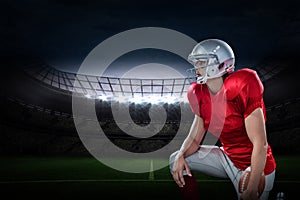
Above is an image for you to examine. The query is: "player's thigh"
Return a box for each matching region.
[260,170,276,199]
[169,145,228,178]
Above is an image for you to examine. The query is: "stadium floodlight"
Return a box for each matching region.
[97,95,108,101]
[163,95,178,104]
[85,94,92,99]
[129,96,146,104]
[114,96,128,103]
[148,95,163,104]
[117,94,184,104]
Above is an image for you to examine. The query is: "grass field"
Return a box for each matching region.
[0,154,299,199]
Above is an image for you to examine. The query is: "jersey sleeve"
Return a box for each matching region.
[187,82,201,116]
[240,70,266,120]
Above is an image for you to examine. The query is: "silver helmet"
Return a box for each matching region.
[187,39,235,84]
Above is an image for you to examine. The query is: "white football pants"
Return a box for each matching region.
[169,145,276,200]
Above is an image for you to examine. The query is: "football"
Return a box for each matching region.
[238,167,265,197]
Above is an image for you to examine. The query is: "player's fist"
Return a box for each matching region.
[238,167,265,198]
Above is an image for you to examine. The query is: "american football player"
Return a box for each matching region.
[169,39,276,200]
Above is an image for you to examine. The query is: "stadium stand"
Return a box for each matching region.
[0,57,299,156]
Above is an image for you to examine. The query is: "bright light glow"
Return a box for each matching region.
[182,95,189,103]
[115,96,129,103]
[97,95,108,101]
[129,96,146,104]
[124,95,181,104]
[149,95,163,104]
[85,94,92,99]
[163,95,178,104]
[92,94,187,104]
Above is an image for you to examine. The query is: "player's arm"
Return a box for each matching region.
[177,114,205,158]
[242,107,268,199]
[171,114,206,187]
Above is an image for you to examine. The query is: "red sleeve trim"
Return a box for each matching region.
[243,99,264,119]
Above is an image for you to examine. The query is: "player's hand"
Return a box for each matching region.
[240,189,259,200]
[171,155,192,187]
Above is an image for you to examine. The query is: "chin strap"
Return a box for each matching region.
[197,74,208,84]
[196,67,208,84]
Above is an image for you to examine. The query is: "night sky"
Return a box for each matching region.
[3,0,299,74]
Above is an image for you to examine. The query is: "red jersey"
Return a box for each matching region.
[187,68,276,175]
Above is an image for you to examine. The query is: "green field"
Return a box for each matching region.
[0,155,298,199]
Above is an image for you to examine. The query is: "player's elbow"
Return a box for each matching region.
[252,137,268,151]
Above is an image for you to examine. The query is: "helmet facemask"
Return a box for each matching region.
[187,54,221,84]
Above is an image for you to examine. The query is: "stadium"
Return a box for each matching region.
[1,1,299,199]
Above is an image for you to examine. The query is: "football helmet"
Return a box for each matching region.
[187,39,235,84]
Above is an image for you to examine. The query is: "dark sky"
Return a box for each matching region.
[2,0,300,73]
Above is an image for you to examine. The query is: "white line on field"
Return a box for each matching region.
[148,159,154,181]
[0,180,299,184]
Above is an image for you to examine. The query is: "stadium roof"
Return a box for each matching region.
[23,61,285,104]
[24,64,191,103]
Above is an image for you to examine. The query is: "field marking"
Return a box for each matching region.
[0,180,299,184]
[0,179,229,184]
[148,159,154,180]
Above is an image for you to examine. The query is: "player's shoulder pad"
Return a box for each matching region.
[225,68,263,100]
